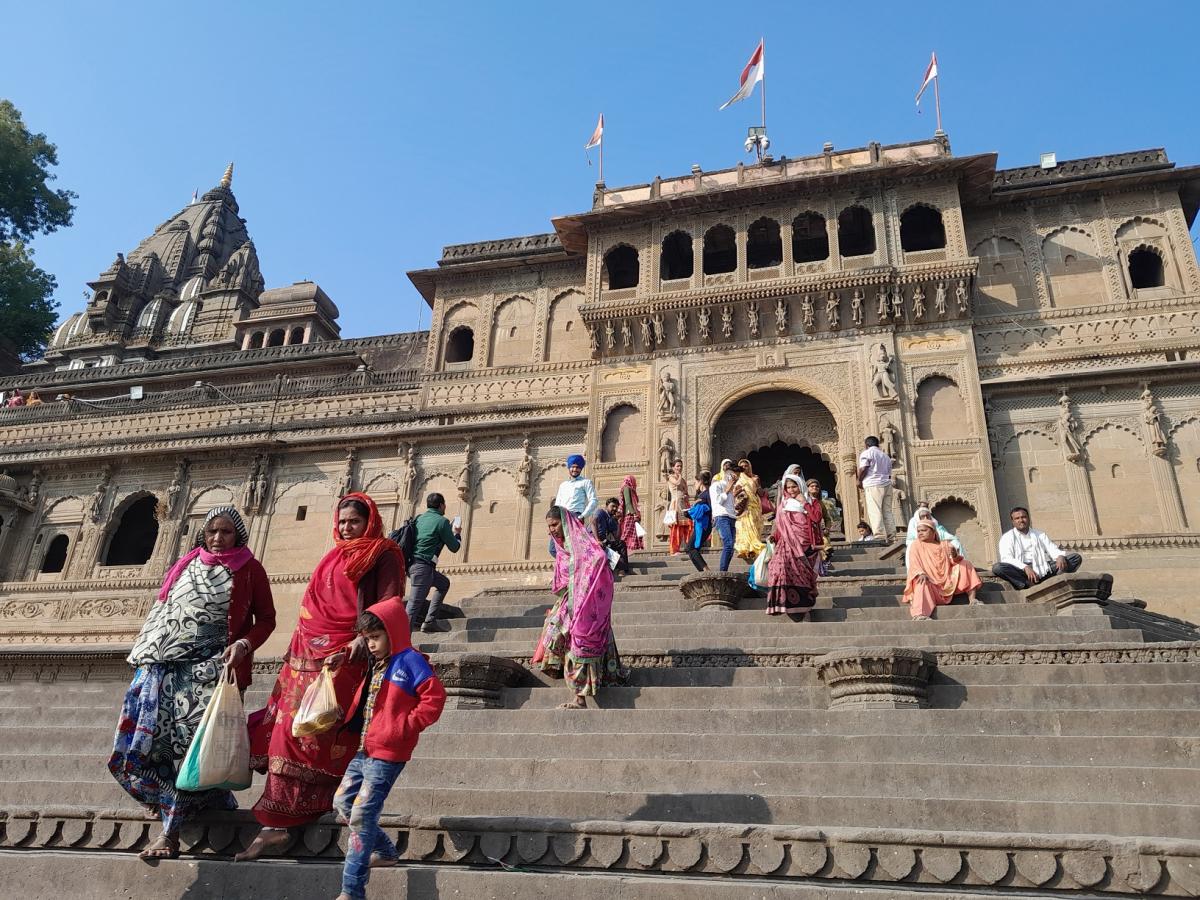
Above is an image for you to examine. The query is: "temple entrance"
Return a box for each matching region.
[711,389,841,504]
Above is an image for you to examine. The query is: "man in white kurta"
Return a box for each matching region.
[554,454,598,521]
[991,506,1083,589]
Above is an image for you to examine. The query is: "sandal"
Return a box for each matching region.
[139,833,180,860]
[558,700,587,710]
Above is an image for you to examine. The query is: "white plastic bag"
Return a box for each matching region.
[176,665,251,791]
[634,521,647,539]
[292,664,341,737]
[663,510,677,527]
[606,547,621,570]
[750,542,774,590]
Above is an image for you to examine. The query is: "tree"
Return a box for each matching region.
[0,99,76,358]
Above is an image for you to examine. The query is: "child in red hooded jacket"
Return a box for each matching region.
[333,598,446,900]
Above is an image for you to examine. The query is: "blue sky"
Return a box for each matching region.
[4,0,1198,339]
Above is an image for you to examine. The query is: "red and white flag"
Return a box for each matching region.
[915,52,938,106]
[719,39,764,110]
[584,113,604,150]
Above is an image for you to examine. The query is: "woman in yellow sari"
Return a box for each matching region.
[732,459,765,562]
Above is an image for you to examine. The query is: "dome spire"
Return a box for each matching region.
[220,162,234,189]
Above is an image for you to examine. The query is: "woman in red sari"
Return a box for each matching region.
[766,474,820,618]
[903,520,983,620]
[618,475,644,551]
[236,492,405,861]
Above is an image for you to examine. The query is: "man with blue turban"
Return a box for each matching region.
[554,453,598,521]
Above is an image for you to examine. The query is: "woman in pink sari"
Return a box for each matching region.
[237,492,405,860]
[533,506,627,709]
[617,475,643,551]
[766,474,820,618]
[903,520,984,620]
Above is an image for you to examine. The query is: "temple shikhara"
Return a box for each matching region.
[1,137,1199,896]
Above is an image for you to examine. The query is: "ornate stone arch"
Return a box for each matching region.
[184,484,237,517]
[999,427,1058,457]
[1168,415,1200,438]
[41,495,85,522]
[1082,420,1143,448]
[266,474,329,515]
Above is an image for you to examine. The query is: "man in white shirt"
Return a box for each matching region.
[553,454,598,521]
[856,436,895,543]
[991,506,1083,589]
[710,458,739,572]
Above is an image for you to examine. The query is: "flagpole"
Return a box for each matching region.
[760,37,767,132]
[933,67,943,134]
[600,126,605,183]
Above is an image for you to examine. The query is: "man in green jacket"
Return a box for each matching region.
[405,492,462,633]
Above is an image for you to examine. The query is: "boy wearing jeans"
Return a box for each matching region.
[334,598,446,900]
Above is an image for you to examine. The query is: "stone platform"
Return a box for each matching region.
[0,540,1197,897]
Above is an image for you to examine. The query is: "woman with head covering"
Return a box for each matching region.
[732,460,765,562]
[533,506,626,708]
[766,473,820,617]
[617,475,644,551]
[6,388,25,408]
[801,478,834,576]
[237,492,405,861]
[665,459,693,555]
[109,506,276,860]
[903,519,984,620]
[25,390,42,407]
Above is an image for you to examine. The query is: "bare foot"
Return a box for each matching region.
[334,894,354,900]
[558,698,587,710]
[370,852,399,868]
[234,828,290,861]
[139,833,179,860]
[142,805,160,820]
[968,593,982,605]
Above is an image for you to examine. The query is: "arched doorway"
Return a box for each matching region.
[103,495,160,566]
[712,390,841,503]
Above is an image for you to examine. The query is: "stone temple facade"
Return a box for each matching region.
[2,138,1200,651]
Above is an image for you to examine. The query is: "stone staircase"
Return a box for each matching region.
[0,541,1198,898]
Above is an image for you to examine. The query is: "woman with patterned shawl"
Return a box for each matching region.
[617,474,644,551]
[903,519,984,620]
[237,492,405,861]
[533,506,627,709]
[732,459,766,562]
[109,506,276,860]
[765,473,820,618]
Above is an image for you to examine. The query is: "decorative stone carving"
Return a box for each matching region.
[675,310,688,343]
[801,294,815,331]
[657,434,676,479]
[640,317,653,350]
[22,469,41,507]
[402,443,418,502]
[679,571,750,610]
[337,448,357,498]
[430,652,527,709]
[162,458,189,519]
[516,437,532,496]
[657,371,677,420]
[604,321,615,350]
[1024,571,1114,610]
[815,647,936,709]
[720,305,733,339]
[746,302,760,338]
[911,285,926,319]
[774,297,788,335]
[620,320,632,349]
[955,278,969,313]
[457,440,473,502]
[878,414,900,462]
[1139,384,1168,458]
[87,465,113,523]
[870,344,898,401]
[934,280,948,317]
[698,307,711,343]
[875,286,889,322]
[652,311,665,345]
[1057,391,1084,463]
[825,291,840,330]
[586,323,598,354]
[890,283,905,320]
[850,288,863,327]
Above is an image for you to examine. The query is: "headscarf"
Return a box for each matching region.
[738,459,754,478]
[780,472,805,512]
[567,454,586,470]
[619,475,640,517]
[333,491,405,584]
[551,505,615,660]
[158,506,255,601]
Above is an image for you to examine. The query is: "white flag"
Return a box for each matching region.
[585,113,604,150]
[916,52,938,106]
[719,40,764,110]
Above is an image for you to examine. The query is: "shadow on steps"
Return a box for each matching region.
[629,792,772,824]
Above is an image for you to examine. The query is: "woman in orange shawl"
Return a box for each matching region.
[902,520,983,620]
[237,493,405,860]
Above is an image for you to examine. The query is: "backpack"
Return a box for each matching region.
[389,518,417,565]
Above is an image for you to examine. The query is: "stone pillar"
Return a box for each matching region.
[0,515,16,581]
[1066,463,1099,537]
[838,454,861,531]
[515,491,533,560]
[1148,454,1187,531]
[781,219,794,273]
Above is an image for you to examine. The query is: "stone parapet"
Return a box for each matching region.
[815,646,936,709]
[679,572,750,610]
[1024,571,1114,609]
[430,652,528,709]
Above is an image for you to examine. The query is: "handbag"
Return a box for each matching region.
[750,542,774,589]
[176,665,252,792]
[292,664,341,737]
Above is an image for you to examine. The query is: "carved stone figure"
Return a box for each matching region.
[658,370,678,419]
[586,323,598,354]
[1057,392,1084,463]
[658,434,676,478]
[721,305,733,339]
[620,320,632,349]
[876,286,889,321]
[516,437,533,495]
[165,458,189,516]
[640,317,653,350]
[870,344,898,400]
[338,448,358,498]
[825,292,841,331]
[891,284,905,320]
[604,321,615,350]
[88,465,113,523]
[402,444,418,501]
[774,297,788,334]
[1140,385,1168,458]
[934,281,948,317]
[676,310,688,343]
[879,415,900,461]
[747,302,760,338]
[458,440,473,502]
[801,295,815,331]
[850,289,864,327]
[698,307,712,342]
[983,398,1002,469]
[23,469,41,507]
[911,285,926,319]
[955,278,969,314]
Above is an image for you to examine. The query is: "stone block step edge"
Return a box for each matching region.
[3,809,1196,897]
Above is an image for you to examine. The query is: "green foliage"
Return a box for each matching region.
[0,99,76,359]
[0,243,58,358]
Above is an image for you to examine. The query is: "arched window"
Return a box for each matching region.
[602,245,639,290]
[660,231,693,281]
[600,403,644,462]
[746,218,782,269]
[289,326,306,345]
[267,328,286,347]
[41,534,69,574]
[249,331,265,349]
[703,224,737,275]
[900,205,946,252]
[915,376,969,440]
[445,326,475,363]
[1128,247,1165,289]
[837,206,875,257]
[792,212,829,263]
[104,496,160,566]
